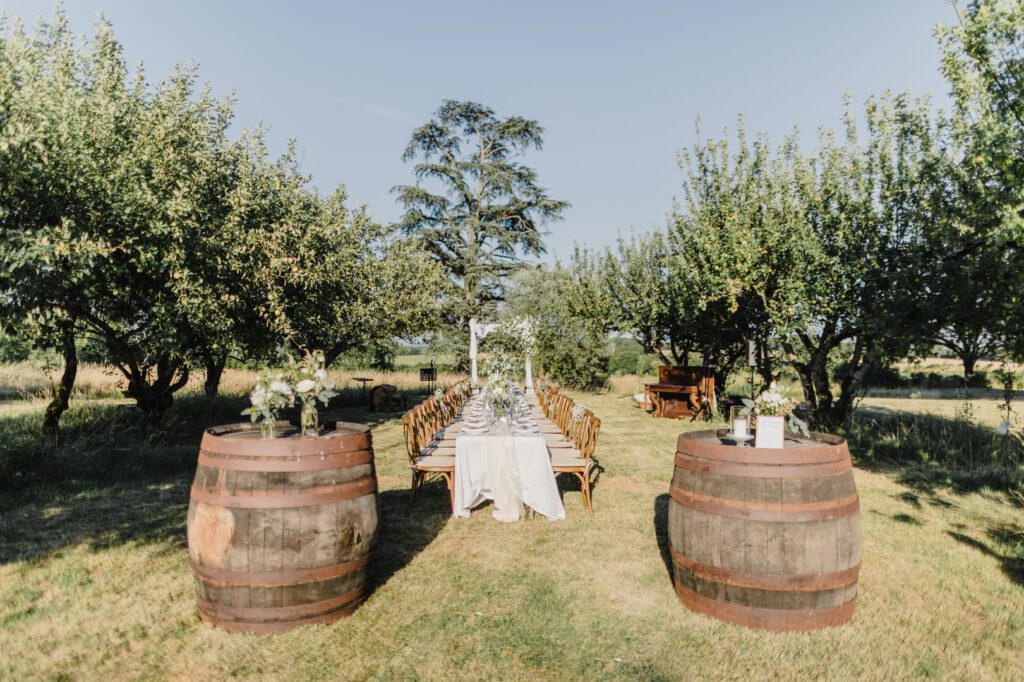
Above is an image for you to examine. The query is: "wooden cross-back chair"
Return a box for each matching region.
[403,399,455,512]
[551,410,601,518]
[545,392,560,421]
[555,395,576,435]
[546,385,559,415]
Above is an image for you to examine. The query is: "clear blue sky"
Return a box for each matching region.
[5,1,958,263]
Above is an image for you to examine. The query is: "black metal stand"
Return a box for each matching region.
[420,360,437,394]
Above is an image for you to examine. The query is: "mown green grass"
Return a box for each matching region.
[1,383,1023,679]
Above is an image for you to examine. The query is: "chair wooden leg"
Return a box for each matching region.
[408,470,421,512]
[444,472,454,513]
[578,471,594,519]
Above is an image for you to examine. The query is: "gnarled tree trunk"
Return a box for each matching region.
[123,354,190,421]
[204,352,227,397]
[782,327,872,431]
[43,325,78,435]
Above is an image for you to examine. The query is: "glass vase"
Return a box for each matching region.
[300,400,319,438]
[259,420,276,440]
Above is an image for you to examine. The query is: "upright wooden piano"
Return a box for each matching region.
[644,366,716,419]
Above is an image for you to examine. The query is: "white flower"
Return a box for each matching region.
[270,381,292,395]
[997,420,1011,435]
[295,379,316,394]
[249,388,267,410]
[315,368,329,382]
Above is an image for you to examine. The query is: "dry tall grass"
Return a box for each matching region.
[0,361,465,402]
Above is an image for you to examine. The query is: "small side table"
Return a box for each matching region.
[353,377,372,406]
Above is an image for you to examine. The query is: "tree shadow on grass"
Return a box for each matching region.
[0,393,448,585]
[843,408,1023,505]
[372,482,449,589]
[0,475,191,565]
[947,529,1024,587]
[1,472,450,596]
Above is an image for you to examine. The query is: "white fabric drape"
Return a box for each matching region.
[454,429,565,521]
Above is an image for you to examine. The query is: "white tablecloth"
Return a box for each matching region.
[454,430,565,521]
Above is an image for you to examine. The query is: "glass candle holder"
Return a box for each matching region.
[728,405,750,438]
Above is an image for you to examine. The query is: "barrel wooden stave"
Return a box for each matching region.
[667,429,861,631]
[186,422,378,634]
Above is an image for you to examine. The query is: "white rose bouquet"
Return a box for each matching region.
[242,370,295,439]
[293,350,337,437]
[489,384,512,417]
[753,383,795,417]
[742,382,809,437]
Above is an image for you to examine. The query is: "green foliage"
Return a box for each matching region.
[607,339,655,376]
[993,361,1022,424]
[579,97,953,428]
[0,9,446,427]
[0,332,31,363]
[938,0,1024,247]
[937,1,1024,358]
[394,100,569,337]
[331,344,398,371]
[504,267,609,391]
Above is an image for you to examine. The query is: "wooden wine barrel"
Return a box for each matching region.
[187,422,378,634]
[668,429,860,632]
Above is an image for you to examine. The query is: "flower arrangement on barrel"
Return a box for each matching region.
[242,349,337,438]
[732,382,809,447]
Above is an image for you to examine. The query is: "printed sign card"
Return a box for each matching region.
[755,415,785,449]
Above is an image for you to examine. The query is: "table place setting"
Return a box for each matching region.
[452,384,565,522]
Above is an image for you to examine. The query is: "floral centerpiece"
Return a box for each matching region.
[741,383,809,445]
[292,350,337,437]
[751,384,796,417]
[489,383,512,418]
[241,349,336,439]
[242,370,295,439]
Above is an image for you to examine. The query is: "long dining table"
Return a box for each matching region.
[448,385,565,522]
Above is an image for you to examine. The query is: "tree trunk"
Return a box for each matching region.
[43,326,78,435]
[828,338,876,429]
[124,355,190,421]
[204,353,227,397]
[784,332,861,432]
[961,354,977,380]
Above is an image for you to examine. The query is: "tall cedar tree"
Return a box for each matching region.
[393,101,568,341]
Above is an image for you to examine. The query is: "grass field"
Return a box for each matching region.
[1,371,1023,679]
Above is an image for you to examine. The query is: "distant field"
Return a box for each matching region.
[0,361,466,403]
[394,353,454,367]
[895,357,1024,374]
